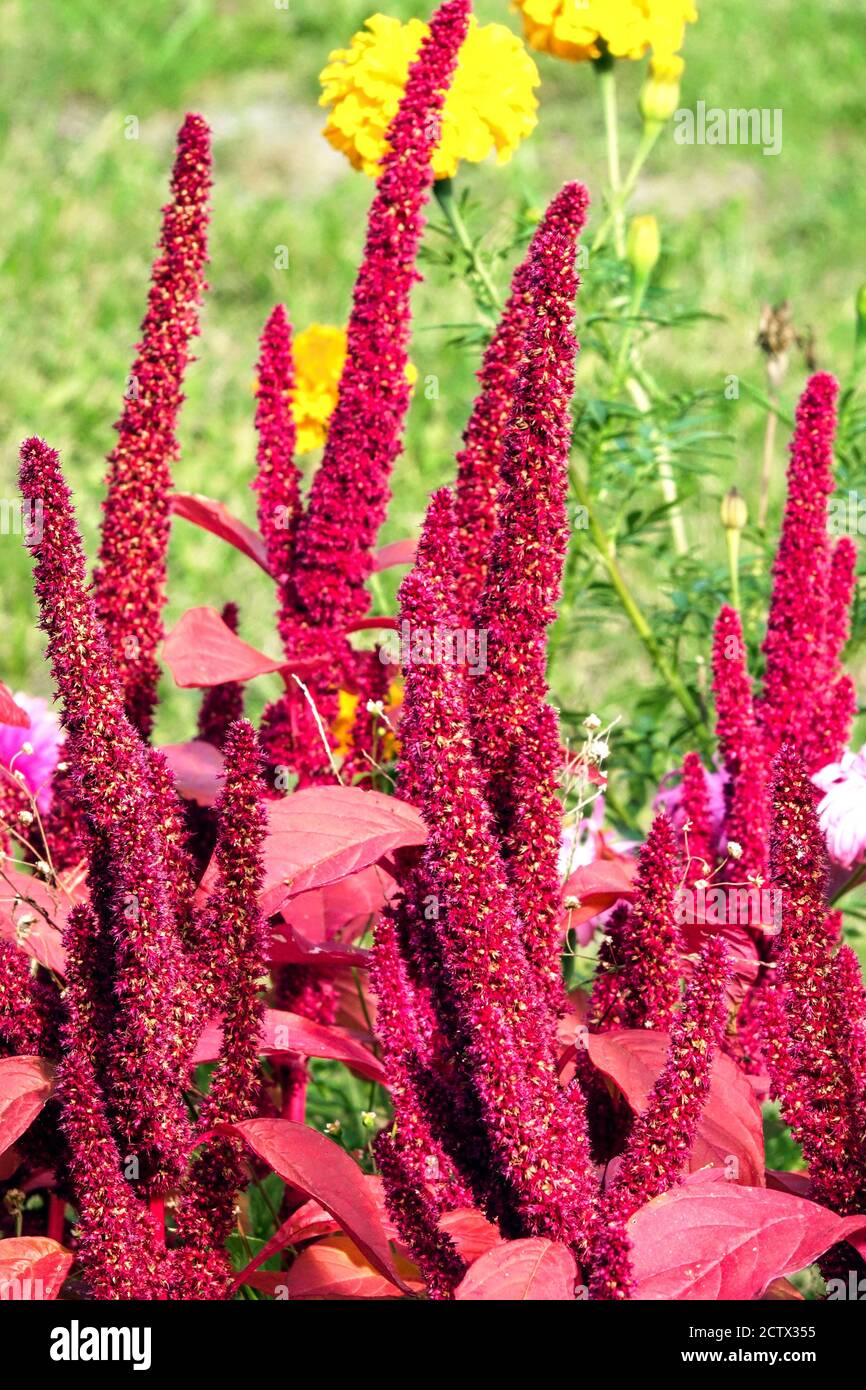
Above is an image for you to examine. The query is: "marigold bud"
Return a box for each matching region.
[626,215,660,282]
[720,487,748,531]
[639,54,682,126]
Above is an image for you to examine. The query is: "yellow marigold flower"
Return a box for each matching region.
[292,324,417,454]
[319,14,540,179]
[514,1,697,65]
[332,688,360,757]
[331,680,403,760]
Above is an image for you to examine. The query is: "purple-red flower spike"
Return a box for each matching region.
[768,744,866,1213]
[397,552,596,1247]
[602,935,731,1222]
[680,751,716,886]
[251,304,301,621]
[469,181,589,1018]
[93,114,211,739]
[758,373,854,770]
[712,605,770,882]
[56,905,168,1300]
[453,262,534,621]
[290,0,471,632]
[371,892,474,1210]
[177,720,268,1256]
[20,436,194,1194]
[196,602,246,749]
[595,813,684,1031]
[0,941,59,1055]
[587,1216,636,1301]
[374,1129,468,1300]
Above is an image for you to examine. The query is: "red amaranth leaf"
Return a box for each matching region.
[221,1119,408,1291]
[373,539,417,571]
[280,863,396,944]
[0,1057,55,1156]
[586,1028,764,1186]
[455,1238,577,1301]
[201,785,425,918]
[163,607,325,688]
[170,492,270,571]
[0,879,66,976]
[192,1008,385,1085]
[0,684,30,728]
[0,1237,72,1299]
[629,1183,866,1299]
[268,924,370,970]
[264,1235,422,1300]
[439,1208,501,1264]
[561,858,636,928]
[158,739,224,806]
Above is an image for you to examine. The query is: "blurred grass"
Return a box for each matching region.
[1,0,865,748]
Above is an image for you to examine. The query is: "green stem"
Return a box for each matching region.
[434,178,501,313]
[626,374,688,555]
[725,528,741,610]
[570,462,712,752]
[595,59,626,258]
[592,121,662,254]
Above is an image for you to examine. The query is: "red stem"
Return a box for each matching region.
[47,1194,65,1244]
[281,1058,308,1124]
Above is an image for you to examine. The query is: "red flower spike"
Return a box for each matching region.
[396,550,596,1246]
[177,720,268,1259]
[374,1129,468,1300]
[712,605,770,882]
[56,906,169,1300]
[93,114,211,738]
[587,1216,636,1301]
[768,744,866,1214]
[290,0,471,632]
[758,373,853,770]
[453,263,534,620]
[602,935,732,1223]
[594,813,684,1031]
[196,602,246,750]
[20,436,194,1194]
[680,751,716,886]
[468,181,589,1020]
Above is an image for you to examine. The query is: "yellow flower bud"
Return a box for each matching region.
[626,215,661,281]
[639,53,683,125]
[721,488,748,532]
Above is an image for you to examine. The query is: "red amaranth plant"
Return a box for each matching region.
[590,812,684,1031]
[766,744,866,1216]
[93,113,211,740]
[758,373,856,772]
[711,604,770,882]
[470,182,589,1019]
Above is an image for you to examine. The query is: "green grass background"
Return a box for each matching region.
[2,0,865,748]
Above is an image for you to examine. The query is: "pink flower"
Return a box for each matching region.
[814,745,866,869]
[0,692,63,812]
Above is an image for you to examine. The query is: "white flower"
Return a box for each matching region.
[813,746,866,870]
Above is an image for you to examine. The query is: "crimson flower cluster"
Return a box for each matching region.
[14,436,268,1297]
[371,180,733,1299]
